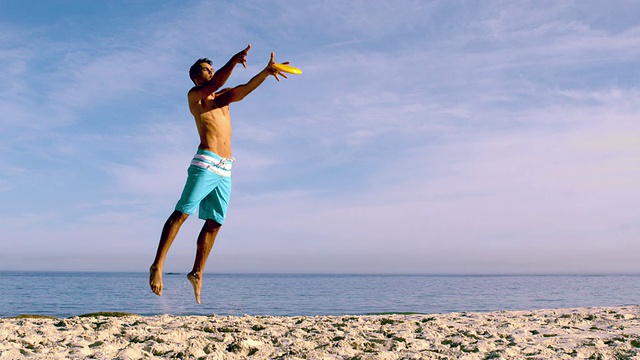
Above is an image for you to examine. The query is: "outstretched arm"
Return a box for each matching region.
[215,52,287,106]
[209,44,251,90]
[188,44,251,103]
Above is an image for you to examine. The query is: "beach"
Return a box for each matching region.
[1,306,638,359]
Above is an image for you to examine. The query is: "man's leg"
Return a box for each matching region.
[149,210,189,296]
[187,219,222,304]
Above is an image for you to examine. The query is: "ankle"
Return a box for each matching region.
[150,264,163,271]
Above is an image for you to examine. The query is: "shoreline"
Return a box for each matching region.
[4,273,640,320]
[1,306,639,359]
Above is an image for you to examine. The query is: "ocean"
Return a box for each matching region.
[0,272,638,318]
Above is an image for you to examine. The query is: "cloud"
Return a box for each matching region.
[1,1,640,273]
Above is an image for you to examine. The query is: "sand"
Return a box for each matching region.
[1,306,639,359]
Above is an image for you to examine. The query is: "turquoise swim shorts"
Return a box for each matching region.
[175,149,233,224]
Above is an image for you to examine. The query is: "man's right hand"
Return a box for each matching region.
[233,44,251,69]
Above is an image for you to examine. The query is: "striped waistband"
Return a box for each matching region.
[190,150,234,177]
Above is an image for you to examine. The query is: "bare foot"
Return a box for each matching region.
[149,265,163,296]
[187,272,202,304]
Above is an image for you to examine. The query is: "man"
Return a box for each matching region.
[149,44,289,304]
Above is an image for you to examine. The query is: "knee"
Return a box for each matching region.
[203,219,222,231]
[169,210,189,224]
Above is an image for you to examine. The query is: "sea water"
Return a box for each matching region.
[0,272,638,318]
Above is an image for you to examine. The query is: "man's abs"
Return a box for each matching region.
[195,114,232,158]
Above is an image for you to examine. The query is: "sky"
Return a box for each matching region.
[0,0,639,274]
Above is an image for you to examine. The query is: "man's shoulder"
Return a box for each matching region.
[187,86,205,104]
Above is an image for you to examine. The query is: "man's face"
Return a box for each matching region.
[194,63,214,85]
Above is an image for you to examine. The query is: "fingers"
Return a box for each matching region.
[264,52,290,81]
[239,55,247,68]
[243,45,251,68]
[273,69,288,82]
[235,44,251,68]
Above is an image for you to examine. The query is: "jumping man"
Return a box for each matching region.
[149,44,289,303]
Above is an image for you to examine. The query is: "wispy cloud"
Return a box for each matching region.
[1,1,639,273]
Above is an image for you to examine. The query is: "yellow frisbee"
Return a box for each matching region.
[274,63,302,75]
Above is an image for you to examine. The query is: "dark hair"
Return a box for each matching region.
[189,58,213,84]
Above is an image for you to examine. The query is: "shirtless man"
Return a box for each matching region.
[149,44,288,304]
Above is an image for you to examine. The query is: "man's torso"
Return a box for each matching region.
[190,92,232,158]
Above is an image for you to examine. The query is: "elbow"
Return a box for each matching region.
[229,93,246,103]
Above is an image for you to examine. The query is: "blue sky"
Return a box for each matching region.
[1,1,639,274]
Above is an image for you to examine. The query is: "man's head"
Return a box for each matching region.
[189,58,214,85]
